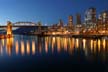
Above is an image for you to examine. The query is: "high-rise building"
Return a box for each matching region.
[76,13,81,24]
[58,19,63,27]
[101,11,108,24]
[68,15,73,27]
[85,7,96,24]
[97,11,108,32]
[84,7,96,28]
[97,14,103,24]
[75,13,82,34]
[97,18,103,31]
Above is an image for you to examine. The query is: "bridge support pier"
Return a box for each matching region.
[7,21,12,38]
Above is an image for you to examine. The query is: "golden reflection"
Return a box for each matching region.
[90,40,93,52]
[93,40,97,53]
[15,40,19,55]
[32,40,35,55]
[52,37,55,53]
[0,44,3,55]
[1,39,4,47]
[0,35,107,62]
[6,37,13,49]
[6,37,14,56]
[83,39,88,56]
[45,37,48,53]
[26,41,30,55]
[57,37,61,52]
[72,38,75,49]
[98,39,101,52]
[83,39,86,49]
[63,38,67,51]
[39,41,42,53]
[68,38,71,49]
[68,38,75,55]
[21,40,25,55]
[102,39,106,51]
[48,37,51,46]
[75,38,79,48]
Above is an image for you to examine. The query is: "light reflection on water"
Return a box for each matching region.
[0,35,108,62]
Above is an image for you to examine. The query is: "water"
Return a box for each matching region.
[0,35,107,71]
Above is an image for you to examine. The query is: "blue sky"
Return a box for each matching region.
[0,0,108,25]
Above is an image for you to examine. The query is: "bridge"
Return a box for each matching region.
[0,21,49,28]
[0,21,49,34]
[0,21,46,27]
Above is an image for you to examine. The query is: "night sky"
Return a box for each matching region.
[0,0,108,25]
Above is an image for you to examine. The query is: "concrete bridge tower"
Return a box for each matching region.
[7,21,12,37]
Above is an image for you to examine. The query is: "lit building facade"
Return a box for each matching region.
[75,13,82,34]
[84,7,96,29]
[68,15,73,28]
[101,11,108,24]
[97,11,108,33]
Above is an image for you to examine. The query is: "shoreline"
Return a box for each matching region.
[12,33,108,39]
[0,34,13,39]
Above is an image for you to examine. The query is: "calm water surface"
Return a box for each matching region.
[0,35,107,71]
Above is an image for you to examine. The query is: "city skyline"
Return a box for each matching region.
[0,0,108,25]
